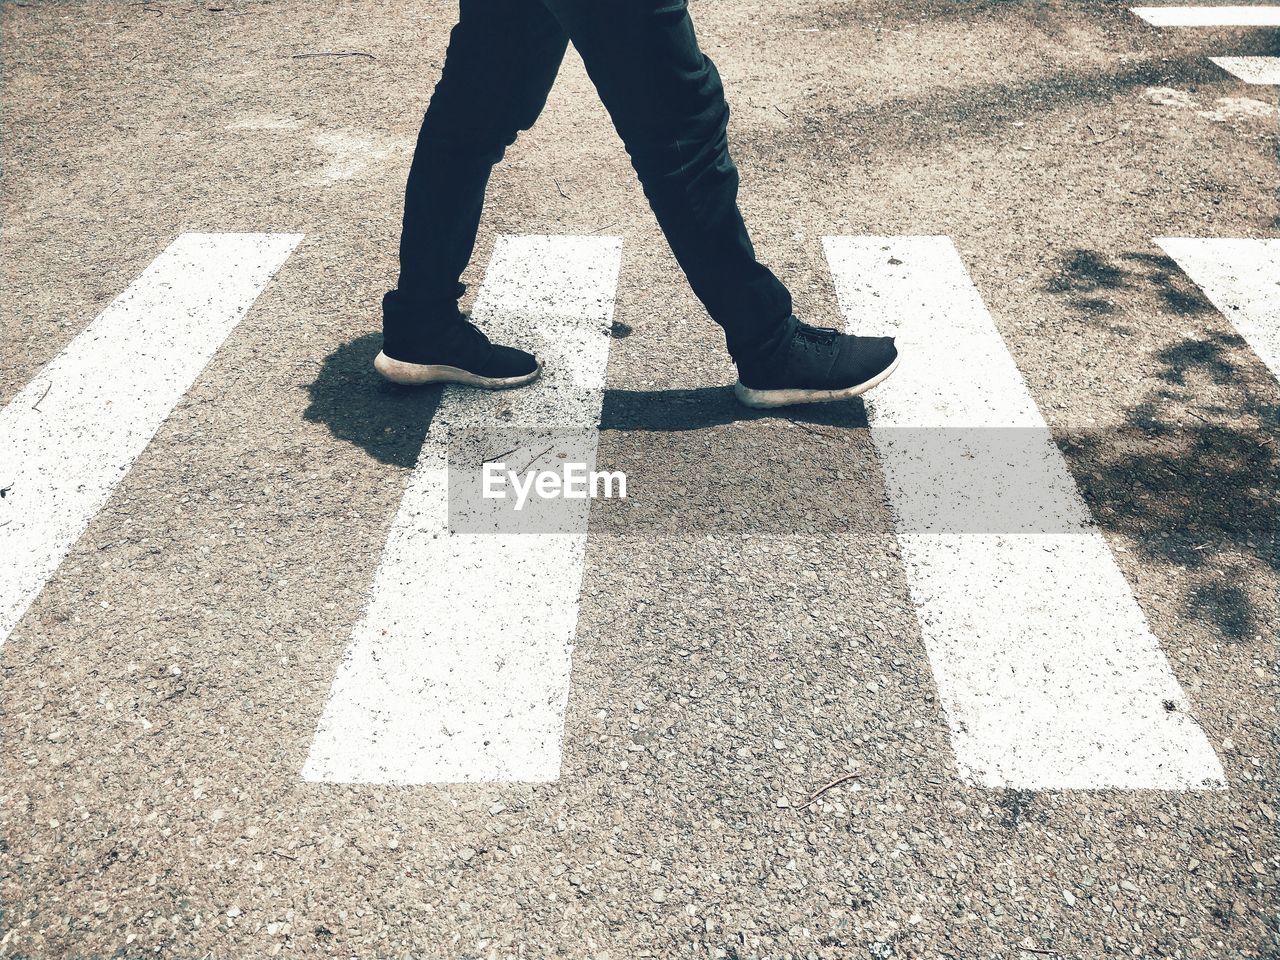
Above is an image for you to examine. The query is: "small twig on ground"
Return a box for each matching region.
[588,222,618,235]
[773,104,790,119]
[1084,119,1126,146]
[1015,948,1059,957]
[554,177,570,199]
[482,446,520,466]
[799,772,858,809]
[291,51,376,60]
[517,445,554,474]
[271,849,299,861]
[31,383,51,411]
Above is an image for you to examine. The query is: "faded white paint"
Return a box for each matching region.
[823,235,1225,790]
[1131,5,1280,25]
[302,235,622,785]
[1157,237,1280,378]
[0,232,302,647]
[313,130,403,182]
[1144,86,1280,122]
[1211,56,1280,84]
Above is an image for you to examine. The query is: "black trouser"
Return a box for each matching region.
[387,0,795,361]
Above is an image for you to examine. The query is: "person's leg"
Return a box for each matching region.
[537,0,897,406]
[384,0,569,349]
[537,0,792,362]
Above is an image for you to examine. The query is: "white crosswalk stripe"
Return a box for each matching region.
[1210,56,1280,84]
[823,236,1226,790]
[1131,5,1280,26]
[1131,6,1280,84]
[302,235,622,785]
[1156,238,1280,377]
[0,232,302,648]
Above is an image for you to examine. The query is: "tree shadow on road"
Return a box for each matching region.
[1048,249,1278,642]
[750,54,1226,161]
[1047,248,1218,329]
[783,0,1138,32]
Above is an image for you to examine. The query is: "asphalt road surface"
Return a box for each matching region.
[2,1,1277,958]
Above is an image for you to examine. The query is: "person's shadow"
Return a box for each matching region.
[303,333,871,469]
[303,333,447,469]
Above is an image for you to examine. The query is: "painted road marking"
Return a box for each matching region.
[1157,238,1280,376]
[823,235,1225,790]
[303,235,622,784]
[1210,56,1280,84]
[0,233,302,648]
[1131,5,1280,26]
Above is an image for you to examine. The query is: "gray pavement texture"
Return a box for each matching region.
[2,0,1278,958]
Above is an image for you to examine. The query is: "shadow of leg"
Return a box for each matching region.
[303,333,445,469]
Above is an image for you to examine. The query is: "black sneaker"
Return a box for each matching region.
[734,321,899,409]
[375,313,541,389]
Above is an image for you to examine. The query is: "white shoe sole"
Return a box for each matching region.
[733,354,901,409]
[373,350,542,389]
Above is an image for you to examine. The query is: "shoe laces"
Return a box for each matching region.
[423,312,494,369]
[452,312,493,348]
[795,322,840,351]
